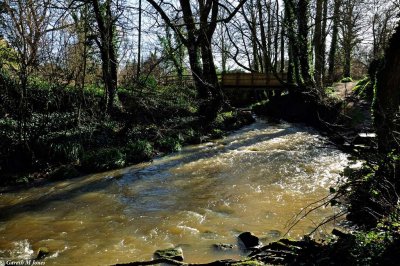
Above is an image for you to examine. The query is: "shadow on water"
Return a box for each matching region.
[0,121,315,221]
[0,174,116,221]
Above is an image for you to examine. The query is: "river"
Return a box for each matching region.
[0,119,348,265]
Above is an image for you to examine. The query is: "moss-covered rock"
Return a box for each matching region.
[81,148,125,172]
[153,247,184,261]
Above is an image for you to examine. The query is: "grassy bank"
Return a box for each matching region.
[0,72,254,188]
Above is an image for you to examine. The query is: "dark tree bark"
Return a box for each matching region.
[280,10,285,74]
[296,0,314,87]
[373,23,400,153]
[328,0,341,84]
[321,0,328,81]
[91,0,118,114]
[249,0,259,71]
[283,0,300,85]
[137,0,142,80]
[273,1,279,72]
[313,0,324,90]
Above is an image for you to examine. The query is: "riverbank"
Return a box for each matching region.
[0,76,255,189]
[246,82,400,265]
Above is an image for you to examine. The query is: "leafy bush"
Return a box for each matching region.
[125,139,154,163]
[81,148,125,172]
[49,142,83,163]
[139,75,158,90]
[353,76,373,100]
[210,129,225,139]
[157,136,182,152]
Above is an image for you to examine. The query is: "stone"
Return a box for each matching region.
[238,232,261,249]
[154,247,184,261]
[36,247,50,260]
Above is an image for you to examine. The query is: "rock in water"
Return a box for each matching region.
[36,247,50,259]
[154,247,184,261]
[238,232,261,249]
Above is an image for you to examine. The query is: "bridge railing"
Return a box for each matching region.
[221,72,287,89]
[161,72,287,89]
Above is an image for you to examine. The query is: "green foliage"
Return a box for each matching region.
[213,111,235,128]
[345,218,400,265]
[125,139,154,163]
[181,128,202,144]
[16,175,34,184]
[0,39,18,68]
[118,82,198,123]
[342,153,400,227]
[28,76,55,91]
[212,110,254,132]
[49,142,83,163]
[353,76,373,100]
[325,86,335,94]
[81,148,125,172]
[84,84,105,97]
[341,76,353,83]
[157,136,182,152]
[138,75,158,90]
[210,129,225,139]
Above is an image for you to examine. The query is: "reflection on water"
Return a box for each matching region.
[0,119,347,265]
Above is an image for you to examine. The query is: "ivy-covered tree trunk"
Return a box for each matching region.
[313,0,324,90]
[284,0,300,86]
[198,0,223,122]
[328,0,341,84]
[91,0,118,115]
[296,0,314,88]
[373,22,400,153]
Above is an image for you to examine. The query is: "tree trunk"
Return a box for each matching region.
[280,11,285,73]
[296,0,314,87]
[274,1,279,72]
[328,0,341,84]
[250,0,259,71]
[313,0,323,90]
[341,0,354,78]
[321,0,328,82]
[284,0,300,85]
[92,0,118,114]
[257,0,269,74]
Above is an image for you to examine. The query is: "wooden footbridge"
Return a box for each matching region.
[221,72,287,90]
[162,72,287,90]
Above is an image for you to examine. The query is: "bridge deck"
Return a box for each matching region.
[221,72,287,90]
[162,72,287,90]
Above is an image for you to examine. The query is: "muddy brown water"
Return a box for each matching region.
[0,119,348,265]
